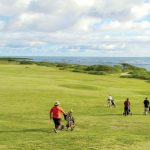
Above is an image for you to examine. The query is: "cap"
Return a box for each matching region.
[54,101,60,106]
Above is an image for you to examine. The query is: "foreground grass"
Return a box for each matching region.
[0,62,150,150]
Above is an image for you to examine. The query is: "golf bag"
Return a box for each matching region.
[64,111,75,130]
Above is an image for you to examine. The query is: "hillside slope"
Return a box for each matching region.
[0,62,150,150]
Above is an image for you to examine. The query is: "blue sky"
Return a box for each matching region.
[0,0,150,57]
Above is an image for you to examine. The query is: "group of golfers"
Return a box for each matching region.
[108,95,150,116]
[49,96,149,133]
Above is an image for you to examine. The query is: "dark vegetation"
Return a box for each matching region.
[0,57,29,61]
[0,57,150,81]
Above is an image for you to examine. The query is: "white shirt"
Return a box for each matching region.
[108,96,113,100]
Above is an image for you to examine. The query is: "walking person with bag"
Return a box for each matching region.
[143,97,149,115]
[49,101,66,133]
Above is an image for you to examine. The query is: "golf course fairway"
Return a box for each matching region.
[0,61,150,150]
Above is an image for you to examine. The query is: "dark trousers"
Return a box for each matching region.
[53,118,61,129]
[124,107,130,115]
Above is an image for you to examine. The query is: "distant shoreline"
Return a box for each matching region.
[0,57,150,81]
[0,56,150,70]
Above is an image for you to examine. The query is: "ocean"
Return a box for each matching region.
[3,56,150,70]
[24,56,150,70]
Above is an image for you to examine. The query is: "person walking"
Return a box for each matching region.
[108,95,113,107]
[49,101,66,133]
[107,95,116,107]
[143,97,149,115]
[124,98,131,116]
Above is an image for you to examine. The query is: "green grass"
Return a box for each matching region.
[0,61,150,150]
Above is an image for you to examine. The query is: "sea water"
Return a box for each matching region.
[26,56,150,70]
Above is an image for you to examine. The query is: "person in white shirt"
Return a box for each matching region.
[107,95,115,107]
[107,95,113,107]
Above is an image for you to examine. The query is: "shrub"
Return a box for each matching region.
[130,70,150,80]
[19,61,33,64]
[84,65,112,71]
[56,63,68,67]
[59,67,65,70]
[87,70,107,75]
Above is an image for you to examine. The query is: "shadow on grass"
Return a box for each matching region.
[99,113,122,116]
[99,113,144,116]
[0,128,53,133]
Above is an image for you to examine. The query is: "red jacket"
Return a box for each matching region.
[50,106,65,118]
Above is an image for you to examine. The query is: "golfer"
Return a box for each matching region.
[143,97,149,115]
[49,101,66,133]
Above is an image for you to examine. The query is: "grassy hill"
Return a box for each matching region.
[0,60,150,150]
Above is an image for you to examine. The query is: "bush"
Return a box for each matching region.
[19,61,33,64]
[35,62,55,67]
[87,71,107,75]
[130,70,150,80]
[113,65,122,72]
[59,67,65,70]
[56,63,68,67]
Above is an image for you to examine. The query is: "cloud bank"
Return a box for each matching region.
[0,0,150,56]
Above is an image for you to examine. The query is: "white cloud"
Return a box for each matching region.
[0,0,150,56]
[104,35,111,40]
[1,0,150,32]
[101,21,150,31]
[0,0,31,15]
[102,44,117,50]
[73,0,95,7]
[131,3,150,20]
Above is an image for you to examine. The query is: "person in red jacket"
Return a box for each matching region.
[50,101,66,133]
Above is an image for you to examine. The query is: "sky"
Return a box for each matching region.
[0,0,150,57]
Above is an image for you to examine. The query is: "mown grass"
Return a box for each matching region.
[1,57,150,80]
[0,61,150,150]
